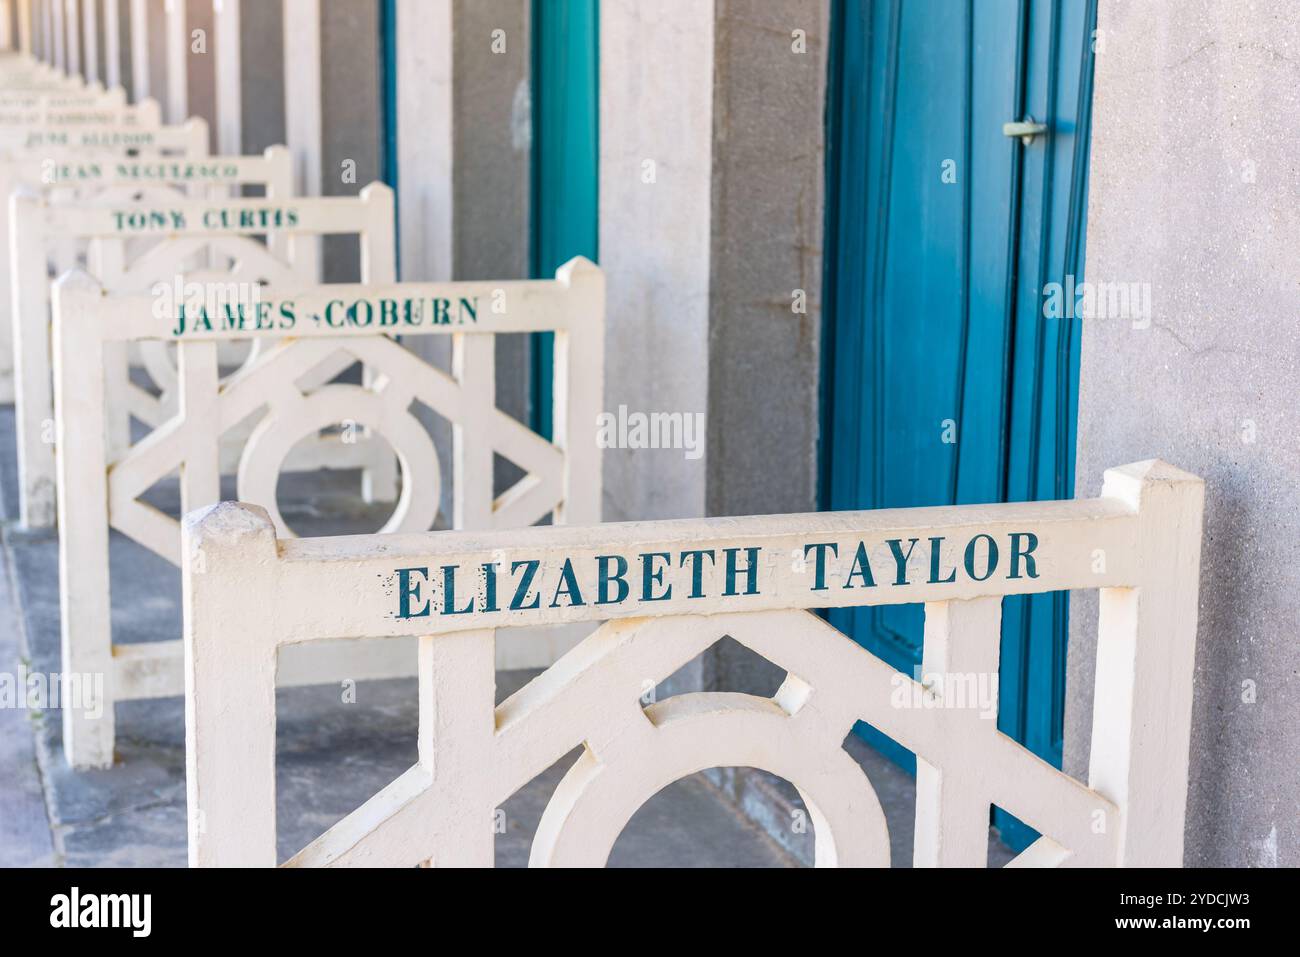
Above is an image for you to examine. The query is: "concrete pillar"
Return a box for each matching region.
[63,0,79,75]
[16,0,31,54]
[163,0,214,143]
[30,0,44,60]
[391,0,453,514]
[393,0,531,515]
[164,0,183,118]
[599,0,714,524]
[212,0,238,151]
[129,0,167,103]
[1067,0,1298,867]
[212,0,285,155]
[282,0,321,195]
[453,0,530,430]
[591,4,832,848]
[50,0,63,69]
[38,0,51,62]
[394,0,452,284]
[103,0,128,94]
[80,0,100,83]
[284,0,382,280]
[706,0,826,522]
[600,0,827,528]
[703,0,828,700]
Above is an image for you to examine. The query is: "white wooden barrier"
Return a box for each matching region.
[0,117,219,400]
[0,89,156,130]
[180,460,1203,867]
[0,55,81,89]
[15,184,395,530]
[0,104,176,154]
[0,82,123,108]
[53,257,604,768]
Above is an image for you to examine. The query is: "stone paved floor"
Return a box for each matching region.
[0,407,1017,867]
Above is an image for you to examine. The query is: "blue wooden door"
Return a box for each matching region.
[821,0,1097,850]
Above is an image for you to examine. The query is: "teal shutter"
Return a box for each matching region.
[820,0,1098,852]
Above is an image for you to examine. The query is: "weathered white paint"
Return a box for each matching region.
[53,256,604,768]
[180,460,1203,867]
[11,176,396,530]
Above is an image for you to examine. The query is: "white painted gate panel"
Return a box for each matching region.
[14,184,393,528]
[0,121,250,399]
[53,257,605,767]
[180,461,1203,867]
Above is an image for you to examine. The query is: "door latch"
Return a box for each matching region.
[1002,116,1048,146]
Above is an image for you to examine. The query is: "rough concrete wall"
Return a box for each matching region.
[392,1,529,512]
[453,0,530,428]
[704,0,828,696]
[239,0,285,155]
[1067,0,1298,867]
[453,0,529,285]
[599,0,714,524]
[319,0,382,282]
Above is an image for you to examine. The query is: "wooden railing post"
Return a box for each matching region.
[553,256,604,527]
[1089,460,1205,866]
[52,272,113,767]
[11,187,56,528]
[913,596,1003,867]
[183,502,281,867]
